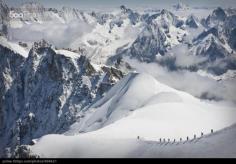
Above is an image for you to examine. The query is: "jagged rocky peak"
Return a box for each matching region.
[60,6,77,15]
[120,5,127,12]
[193,34,229,61]
[32,39,51,49]
[60,6,80,20]
[29,40,53,61]
[20,2,46,13]
[160,9,171,15]
[10,1,47,22]
[0,38,126,157]
[225,8,236,16]
[78,55,97,76]
[186,14,199,28]
[59,6,88,23]
[224,14,236,30]
[212,7,227,21]
[161,9,184,27]
[61,6,74,11]
[0,0,8,9]
[147,9,184,28]
[120,5,134,14]
[173,1,189,10]
[0,0,9,36]
[126,22,168,62]
[119,5,140,25]
[222,15,236,50]
[101,66,123,83]
[0,0,8,13]
[188,33,236,75]
[20,1,45,13]
[0,41,25,92]
[193,27,219,42]
[90,11,113,25]
[0,43,26,156]
[205,7,227,27]
[114,8,187,62]
[228,27,236,50]
[0,42,25,118]
[11,145,39,158]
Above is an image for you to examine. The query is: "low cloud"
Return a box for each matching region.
[8,20,94,48]
[125,57,236,104]
[156,44,207,68]
[171,44,207,67]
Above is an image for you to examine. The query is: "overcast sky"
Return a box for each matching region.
[4,0,236,9]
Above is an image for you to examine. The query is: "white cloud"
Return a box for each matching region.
[159,44,207,67]
[124,57,236,104]
[8,20,94,48]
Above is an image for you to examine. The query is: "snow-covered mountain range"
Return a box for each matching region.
[0,1,236,158]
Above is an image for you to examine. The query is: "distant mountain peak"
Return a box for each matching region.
[20,1,44,9]
[32,40,51,51]
[173,1,189,10]
[204,7,227,27]
[212,7,227,19]
[120,5,127,11]
[186,14,199,28]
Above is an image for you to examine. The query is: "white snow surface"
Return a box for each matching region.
[55,49,80,59]
[31,124,236,158]
[30,73,236,158]
[0,37,29,58]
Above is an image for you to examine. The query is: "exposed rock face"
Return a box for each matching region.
[193,27,219,41]
[186,15,199,28]
[0,44,25,139]
[228,28,236,50]
[205,7,227,27]
[223,15,236,50]
[190,33,236,75]
[0,0,9,36]
[196,36,228,60]
[173,2,189,11]
[108,9,185,63]
[128,22,167,62]
[201,8,236,52]
[145,9,184,28]
[0,40,124,157]
[120,5,140,25]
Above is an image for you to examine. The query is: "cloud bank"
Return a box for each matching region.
[8,20,94,48]
[125,57,236,104]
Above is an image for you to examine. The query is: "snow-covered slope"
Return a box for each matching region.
[27,73,236,158]
[65,73,236,137]
[0,37,29,57]
[29,124,236,158]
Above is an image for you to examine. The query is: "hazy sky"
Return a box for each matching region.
[4,0,236,9]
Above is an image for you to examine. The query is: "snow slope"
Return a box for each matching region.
[29,73,236,158]
[55,49,80,59]
[0,37,29,58]
[30,123,236,158]
[65,73,236,138]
